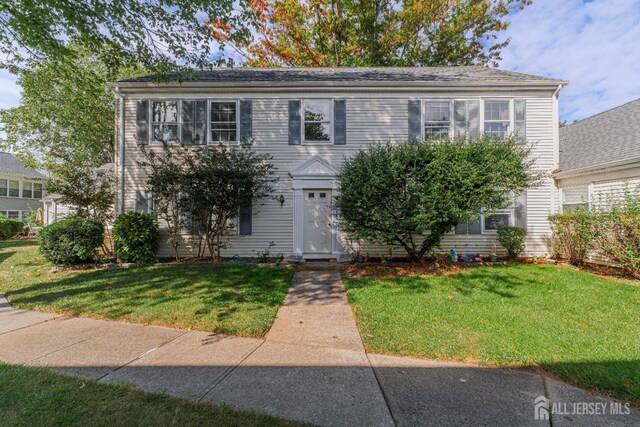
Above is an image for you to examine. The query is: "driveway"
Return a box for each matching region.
[0,274,637,427]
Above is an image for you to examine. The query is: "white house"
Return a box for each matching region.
[554,98,640,212]
[0,152,46,222]
[109,67,567,260]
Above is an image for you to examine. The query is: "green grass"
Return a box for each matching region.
[0,362,302,427]
[344,264,640,406]
[0,240,293,337]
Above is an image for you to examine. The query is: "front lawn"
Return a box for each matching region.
[0,240,293,337]
[343,264,640,406]
[0,363,300,427]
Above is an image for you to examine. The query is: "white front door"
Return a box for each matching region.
[303,189,332,254]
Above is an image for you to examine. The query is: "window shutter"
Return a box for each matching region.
[515,99,526,141]
[135,190,148,214]
[181,100,193,144]
[408,100,421,142]
[454,100,468,136]
[334,100,346,145]
[468,100,480,139]
[515,191,527,229]
[288,100,301,145]
[239,201,252,235]
[136,100,149,144]
[240,100,253,145]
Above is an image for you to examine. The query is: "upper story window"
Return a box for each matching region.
[8,180,19,197]
[22,182,32,198]
[211,101,238,143]
[424,100,451,137]
[483,100,510,137]
[152,101,179,142]
[33,183,43,199]
[0,179,7,197]
[303,100,332,143]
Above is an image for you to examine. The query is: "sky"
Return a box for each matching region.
[0,0,639,123]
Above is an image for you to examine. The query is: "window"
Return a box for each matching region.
[424,100,451,137]
[22,182,32,198]
[21,211,31,223]
[0,179,6,197]
[483,212,512,232]
[211,101,237,143]
[303,100,332,143]
[484,100,510,137]
[152,101,179,142]
[8,180,19,197]
[308,192,315,198]
[562,187,589,213]
[7,211,19,220]
[182,100,207,145]
[33,183,43,199]
[454,209,481,235]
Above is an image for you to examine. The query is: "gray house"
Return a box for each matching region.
[109,67,567,259]
[0,152,46,221]
[554,98,640,212]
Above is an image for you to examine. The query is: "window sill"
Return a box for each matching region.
[302,141,333,145]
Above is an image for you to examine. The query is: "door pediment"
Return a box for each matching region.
[290,155,338,179]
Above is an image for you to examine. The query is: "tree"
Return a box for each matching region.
[0,0,246,73]
[335,136,540,261]
[0,47,143,169]
[210,0,531,67]
[139,143,277,261]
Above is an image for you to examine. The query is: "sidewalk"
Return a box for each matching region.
[1,277,638,427]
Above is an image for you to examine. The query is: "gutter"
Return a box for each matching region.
[553,156,640,179]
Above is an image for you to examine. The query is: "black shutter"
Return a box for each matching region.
[239,201,252,235]
[515,191,527,229]
[288,100,301,145]
[136,100,149,144]
[334,100,346,145]
[408,100,421,142]
[240,100,253,145]
[181,100,193,144]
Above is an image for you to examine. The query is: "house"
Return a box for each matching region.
[0,152,46,222]
[109,67,567,260]
[554,98,640,212]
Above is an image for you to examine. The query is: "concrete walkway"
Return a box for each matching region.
[1,276,638,427]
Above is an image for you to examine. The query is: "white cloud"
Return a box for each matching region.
[500,0,640,122]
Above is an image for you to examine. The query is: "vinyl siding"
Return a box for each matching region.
[119,90,557,258]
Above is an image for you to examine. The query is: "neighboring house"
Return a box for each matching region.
[109,67,567,260]
[42,193,72,225]
[0,152,46,222]
[554,98,640,212]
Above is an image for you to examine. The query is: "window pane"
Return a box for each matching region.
[152,124,179,142]
[484,122,509,137]
[7,211,19,219]
[33,183,43,199]
[9,180,19,197]
[22,182,32,198]
[562,187,588,204]
[211,102,237,122]
[304,121,331,141]
[304,100,331,122]
[484,101,509,121]
[425,124,450,136]
[152,101,178,123]
[424,101,450,122]
[184,122,207,145]
[211,123,237,142]
[563,203,588,214]
[0,179,7,196]
[484,213,510,231]
[21,211,30,223]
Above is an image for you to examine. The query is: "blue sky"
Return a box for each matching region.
[0,0,639,123]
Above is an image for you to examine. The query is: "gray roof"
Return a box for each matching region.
[118,66,566,85]
[0,152,47,179]
[559,98,640,172]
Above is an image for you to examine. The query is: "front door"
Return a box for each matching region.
[303,190,332,254]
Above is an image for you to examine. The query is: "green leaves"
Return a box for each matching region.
[497,226,527,259]
[38,216,104,265]
[113,212,159,264]
[336,135,538,261]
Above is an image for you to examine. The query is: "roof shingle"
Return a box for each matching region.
[559,98,640,172]
[0,152,47,179]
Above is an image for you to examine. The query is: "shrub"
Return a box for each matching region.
[497,226,527,260]
[0,216,24,239]
[591,213,640,279]
[38,216,104,265]
[548,212,595,265]
[112,212,159,264]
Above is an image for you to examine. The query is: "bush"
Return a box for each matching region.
[497,226,527,260]
[38,216,104,265]
[591,213,640,279]
[548,212,595,265]
[0,216,25,239]
[112,212,159,264]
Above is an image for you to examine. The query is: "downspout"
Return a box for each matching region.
[114,88,125,215]
[552,84,564,214]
